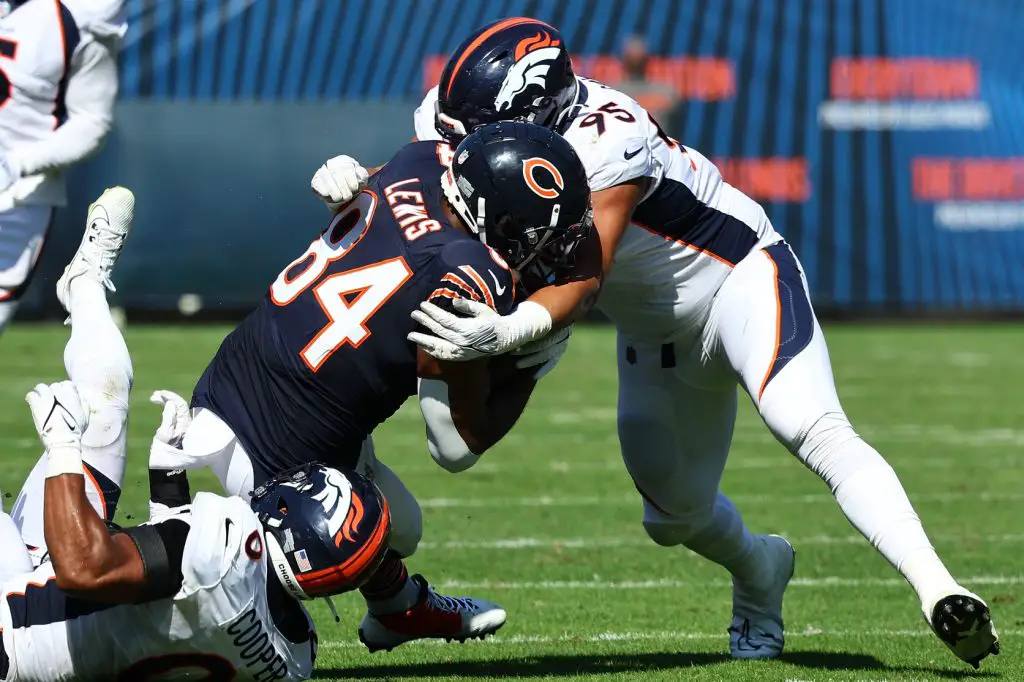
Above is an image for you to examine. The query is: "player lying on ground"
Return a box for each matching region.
[0,187,391,681]
[165,122,591,652]
[0,0,124,335]
[310,17,999,668]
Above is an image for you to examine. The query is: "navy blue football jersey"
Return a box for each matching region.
[193,142,516,480]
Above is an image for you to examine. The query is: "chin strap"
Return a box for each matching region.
[323,596,341,623]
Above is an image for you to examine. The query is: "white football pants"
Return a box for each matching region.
[619,241,958,600]
[180,411,424,558]
[0,206,54,335]
[11,276,132,565]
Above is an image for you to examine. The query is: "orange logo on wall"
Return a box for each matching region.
[423,54,735,101]
[831,58,979,100]
[913,158,1024,201]
[715,158,810,203]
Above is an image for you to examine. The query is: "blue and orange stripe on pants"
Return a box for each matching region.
[758,242,815,401]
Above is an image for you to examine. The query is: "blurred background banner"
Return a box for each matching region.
[24,0,1024,318]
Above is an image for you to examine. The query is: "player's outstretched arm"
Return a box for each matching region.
[527,178,646,328]
[28,382,188,604]
[410,178,647,361]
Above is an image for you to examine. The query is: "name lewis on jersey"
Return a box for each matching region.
[386,178,444,241]
[226,607,291,681]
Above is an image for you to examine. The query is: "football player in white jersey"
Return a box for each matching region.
[0,186,392,681]
[0,0,123,335]
[311,17,999,669]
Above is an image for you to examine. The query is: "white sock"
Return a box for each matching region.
[800,414,959,601]
[682,494,764,586]
[644,492,765,587]
[64,276,132,457]
[365,576,420,615]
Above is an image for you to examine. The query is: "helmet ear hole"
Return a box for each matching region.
[277,499,289,514]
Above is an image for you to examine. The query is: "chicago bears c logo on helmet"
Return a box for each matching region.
[522,157,564,199]
[495,31,562,113]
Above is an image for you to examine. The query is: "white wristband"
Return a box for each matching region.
[505,301,553,350]
[45,447,84,479]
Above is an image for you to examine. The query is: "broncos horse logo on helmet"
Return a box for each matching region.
[435,18,577,141]
[494,30,563,113]
[251,463,391,600]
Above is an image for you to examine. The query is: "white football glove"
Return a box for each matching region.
[150,390,191,447]
[408,299,553,362]
[26,381,88,454]
[512,326,572,380]
[311,155,369,212]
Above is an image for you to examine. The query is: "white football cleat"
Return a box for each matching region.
[358,574,506,652]
[728,534,796,660]
[56,186,135,314]
[923,588,999,668]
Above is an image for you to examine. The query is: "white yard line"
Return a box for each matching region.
[418,532,1024,551]
[318,627,1024,650]
[432,575,1022,590]
[419,491,1024,509]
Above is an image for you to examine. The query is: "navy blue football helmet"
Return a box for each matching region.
[251,463,390,600]
[434,17,577,142]
[441,121,592,286]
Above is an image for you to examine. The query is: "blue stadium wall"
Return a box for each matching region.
[22,0,1024,318]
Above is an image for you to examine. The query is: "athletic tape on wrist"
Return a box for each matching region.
[45,447,84,478]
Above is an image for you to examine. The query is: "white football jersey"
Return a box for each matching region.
[414,78,782,345]
[0,493,316,682]
[0,0,124,206]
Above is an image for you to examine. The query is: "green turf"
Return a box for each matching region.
[2,322,1021,681]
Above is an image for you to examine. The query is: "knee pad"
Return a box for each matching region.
[74,363,133,451]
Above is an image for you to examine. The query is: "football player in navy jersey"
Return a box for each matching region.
[175,122,593,651]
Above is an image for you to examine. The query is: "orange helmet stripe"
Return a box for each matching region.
[444,17,557,99]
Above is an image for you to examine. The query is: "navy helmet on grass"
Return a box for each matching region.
[435,17,577,141]
[441,121,592,288]
[252,463,390,600]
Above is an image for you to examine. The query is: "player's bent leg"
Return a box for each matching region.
[11,192,135,561]
[181,408,257,498]
[713,241,998,667]
[353,438,505,652]
[356,438,423,558]
[617,333,794,659]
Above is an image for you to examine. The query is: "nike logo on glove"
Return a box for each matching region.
[45,401,79,434]
[488,270,507,296]
[624,147,643,160]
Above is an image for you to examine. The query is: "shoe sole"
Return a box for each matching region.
[358,621,505,653]
[931,594,1000,669]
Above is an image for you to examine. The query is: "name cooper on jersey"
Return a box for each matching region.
[226,606,307,682]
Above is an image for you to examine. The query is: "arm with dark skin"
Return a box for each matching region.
[43,474,148,602]
[528,177,649,329]
[417,350,535,454]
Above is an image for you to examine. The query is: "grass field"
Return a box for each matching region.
[1,322,1021,681]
